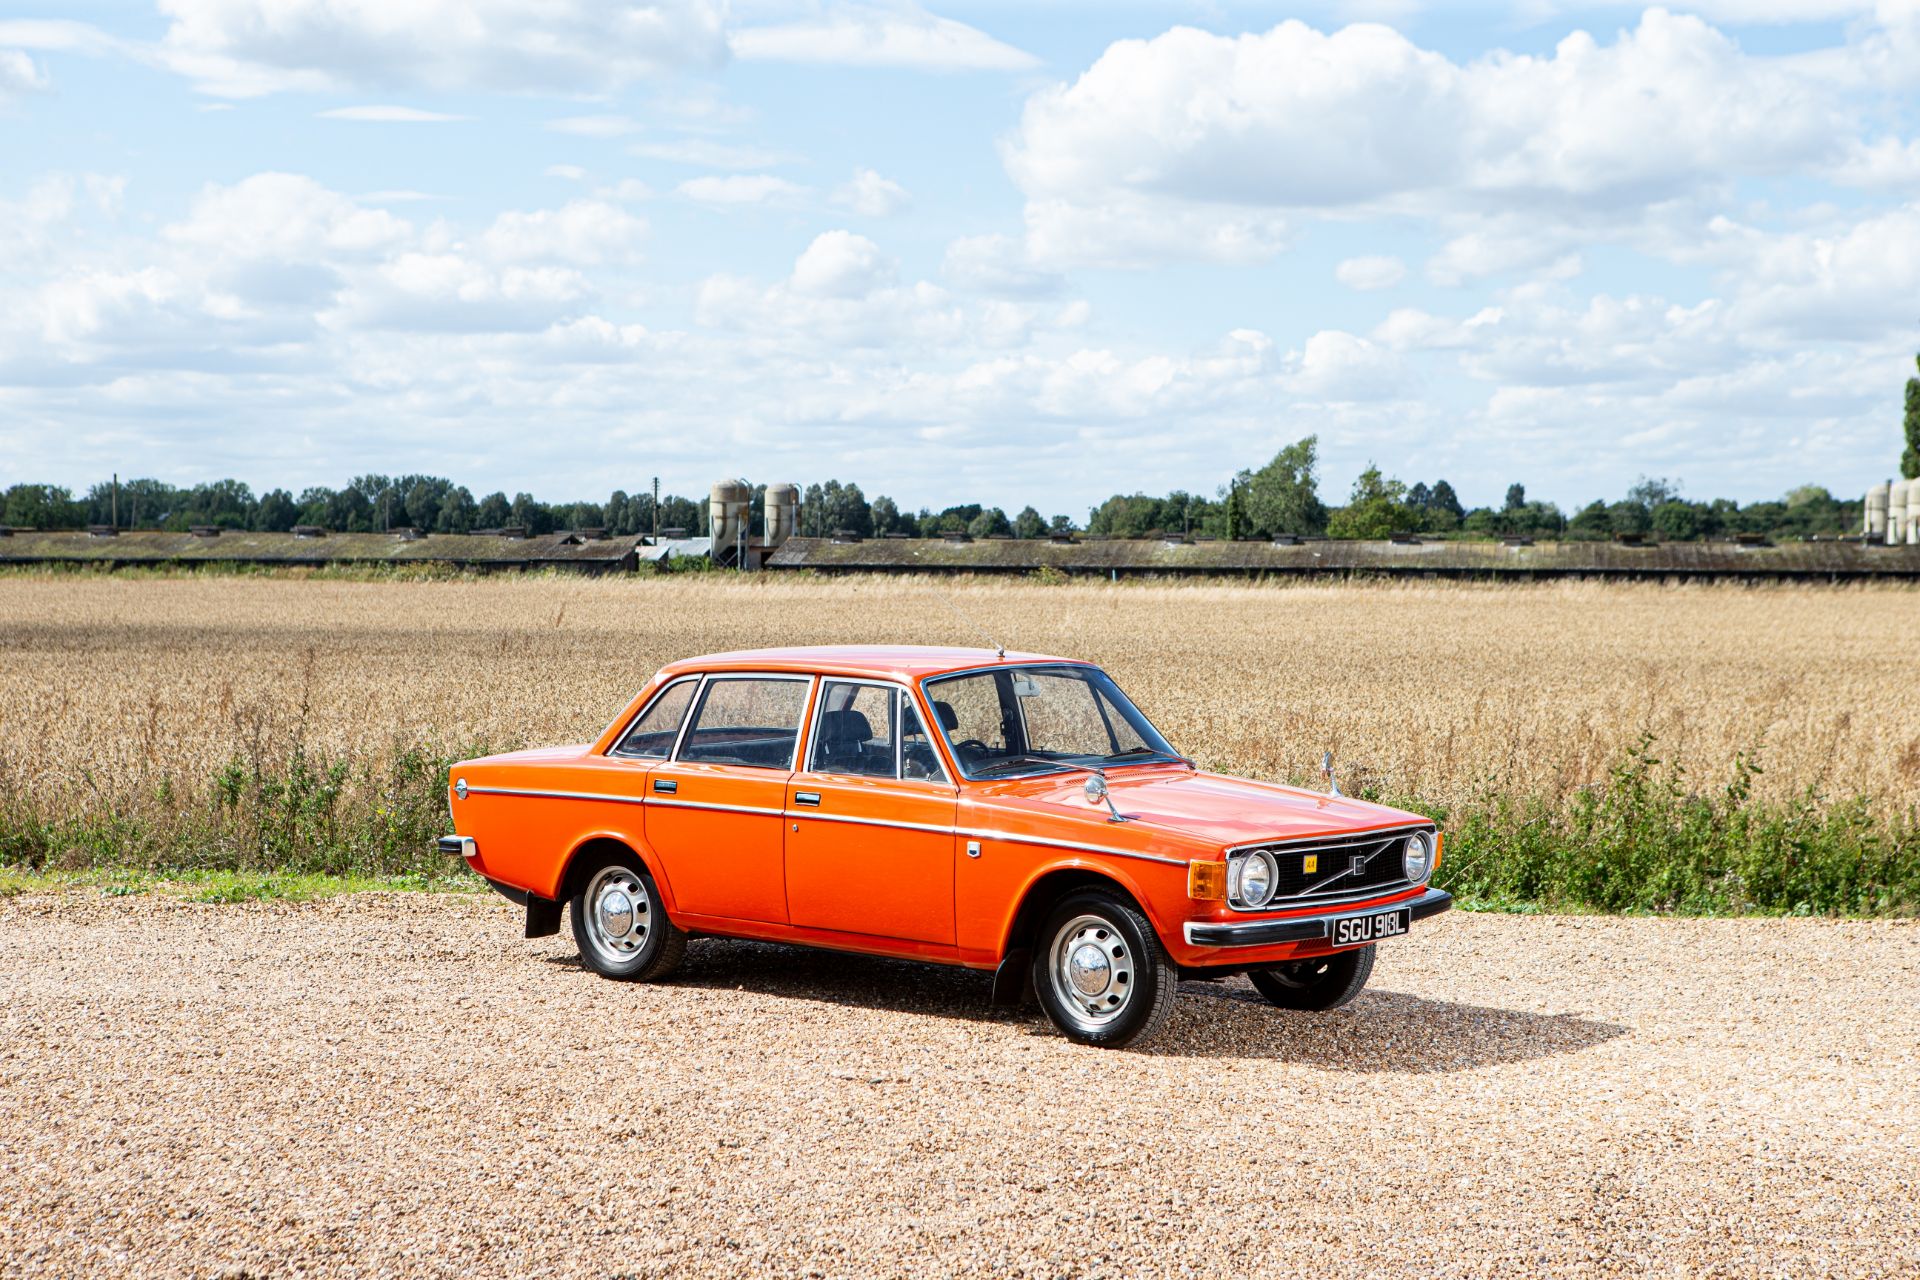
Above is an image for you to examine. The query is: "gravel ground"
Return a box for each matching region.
[1,895,1915,1279]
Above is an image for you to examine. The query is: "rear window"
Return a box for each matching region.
[613,679,697,759]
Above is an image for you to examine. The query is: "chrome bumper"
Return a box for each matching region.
[1183,887,1452,948]
[438,835,477,859]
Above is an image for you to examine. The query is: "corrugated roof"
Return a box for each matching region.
[0,529,644,566]
[765,536,1920,579]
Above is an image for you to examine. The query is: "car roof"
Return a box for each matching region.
[658,645,1089,682]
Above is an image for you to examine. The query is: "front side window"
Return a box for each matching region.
[899,698,947,783]
[809,681,896,778]
[924,665,1178,780]
[677,677,810,769]
[612,678,697,758]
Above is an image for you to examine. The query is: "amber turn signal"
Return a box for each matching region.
[1187,860,1226,900]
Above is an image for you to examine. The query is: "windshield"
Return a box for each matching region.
[922,664,1180,780]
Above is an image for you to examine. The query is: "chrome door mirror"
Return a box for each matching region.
[1084,771,1128,823]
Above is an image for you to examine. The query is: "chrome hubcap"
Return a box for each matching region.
[1050,914,1133,1028]
[586,866,650,958]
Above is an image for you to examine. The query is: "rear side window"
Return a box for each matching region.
[613,680,697,759]
[677,678,810,769]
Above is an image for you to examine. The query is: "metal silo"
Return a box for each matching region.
[764,483,800,548]
[1865,482,1889,541]
[709,479,751,555]
[1889,480,1909,547]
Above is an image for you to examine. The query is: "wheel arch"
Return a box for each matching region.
[998,862,1152,962]
[553,832,676,915]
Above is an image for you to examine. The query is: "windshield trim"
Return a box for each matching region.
[920,661,1180,782]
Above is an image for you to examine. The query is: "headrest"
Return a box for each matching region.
[819,708,873,745]
[932,700,960,732]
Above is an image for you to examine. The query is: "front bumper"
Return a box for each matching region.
[1183,887,1452,948]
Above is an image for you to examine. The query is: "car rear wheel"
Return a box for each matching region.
[1249,944,1374,1011]
[570,857,687,981]
[1030,890,1177,1048]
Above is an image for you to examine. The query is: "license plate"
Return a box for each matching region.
[1331,907,1410,946]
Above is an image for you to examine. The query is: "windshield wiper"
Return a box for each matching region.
[972,755,1078,777]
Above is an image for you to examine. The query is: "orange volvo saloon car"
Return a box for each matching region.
[442,646,1451,1048]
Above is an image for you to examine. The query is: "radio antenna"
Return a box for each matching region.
[929,588,1005,659]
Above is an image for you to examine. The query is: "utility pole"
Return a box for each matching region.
[111,474,118,530]
[651,476,659,542]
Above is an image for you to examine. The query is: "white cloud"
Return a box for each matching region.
[479,201,648,265]
[153,0,731,97]
[631,138,798,169]
[165,173,411,260]
[0,48,49,98]
[1336,255,1407,291]
[733,4,1038,71]
[832,168,911,216]
[1003,12,1871,265]
[790,231,895,298]
[548,114,644,139]
[674,174,809,205]
[942,234,1064,298]
[1281,331,1411,400]
[318,105,469,123]
[546,164,589,181]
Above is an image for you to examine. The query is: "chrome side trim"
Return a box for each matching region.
[963,828,1189,867]
[786,810,957,837]
[648,797,789,819]
[460,784,1188,866]
[464,785,647,806]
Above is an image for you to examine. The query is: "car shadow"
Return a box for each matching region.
[547,940,1626,1072]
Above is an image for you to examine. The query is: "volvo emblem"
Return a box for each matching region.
[1349,853,1370,876]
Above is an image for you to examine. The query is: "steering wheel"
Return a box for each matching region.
[953,738,991,761]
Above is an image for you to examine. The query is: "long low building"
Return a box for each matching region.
[0,528,648,573]
[767,535,1920,580]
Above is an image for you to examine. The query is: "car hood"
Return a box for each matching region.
[983,766,1426,852]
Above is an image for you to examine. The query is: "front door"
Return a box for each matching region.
[785,680,957,945]
[643,673,813,924]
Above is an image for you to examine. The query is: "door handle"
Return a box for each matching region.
[794,792,821,807]
[652,779,678,794]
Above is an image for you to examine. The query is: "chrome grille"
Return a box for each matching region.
[1227,824,1434,911]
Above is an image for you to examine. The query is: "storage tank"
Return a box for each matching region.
[1865,481,1889,540]
[764,483,799,548]
[1889,480,1909,547]
[708,479,751,551]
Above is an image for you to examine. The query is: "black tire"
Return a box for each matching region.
[1249,944,1375,1011]
[568,854,687,982]
[1030,889,1177,1048]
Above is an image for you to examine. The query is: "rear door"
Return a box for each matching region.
[643,673,813,924]
[785,680,958,945]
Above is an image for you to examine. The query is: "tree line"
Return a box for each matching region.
[0,442,1868,542]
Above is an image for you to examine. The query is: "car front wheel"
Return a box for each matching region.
[1248,944,1375,1011]
[1030,890,1177,1048]
[570,857,687,981]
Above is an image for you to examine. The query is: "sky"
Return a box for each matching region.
[2,1,1918,518]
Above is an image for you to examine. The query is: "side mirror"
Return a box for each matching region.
[1085,772,1128,823]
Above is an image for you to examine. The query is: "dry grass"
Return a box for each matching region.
[4,573,1918,818]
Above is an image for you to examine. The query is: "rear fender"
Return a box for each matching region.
[551,830,678,917]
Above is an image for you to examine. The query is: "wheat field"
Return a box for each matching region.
[4,573,1918,822]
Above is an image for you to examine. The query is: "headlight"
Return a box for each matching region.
[1234,850,1277,908]
[1403,832,1434,882]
